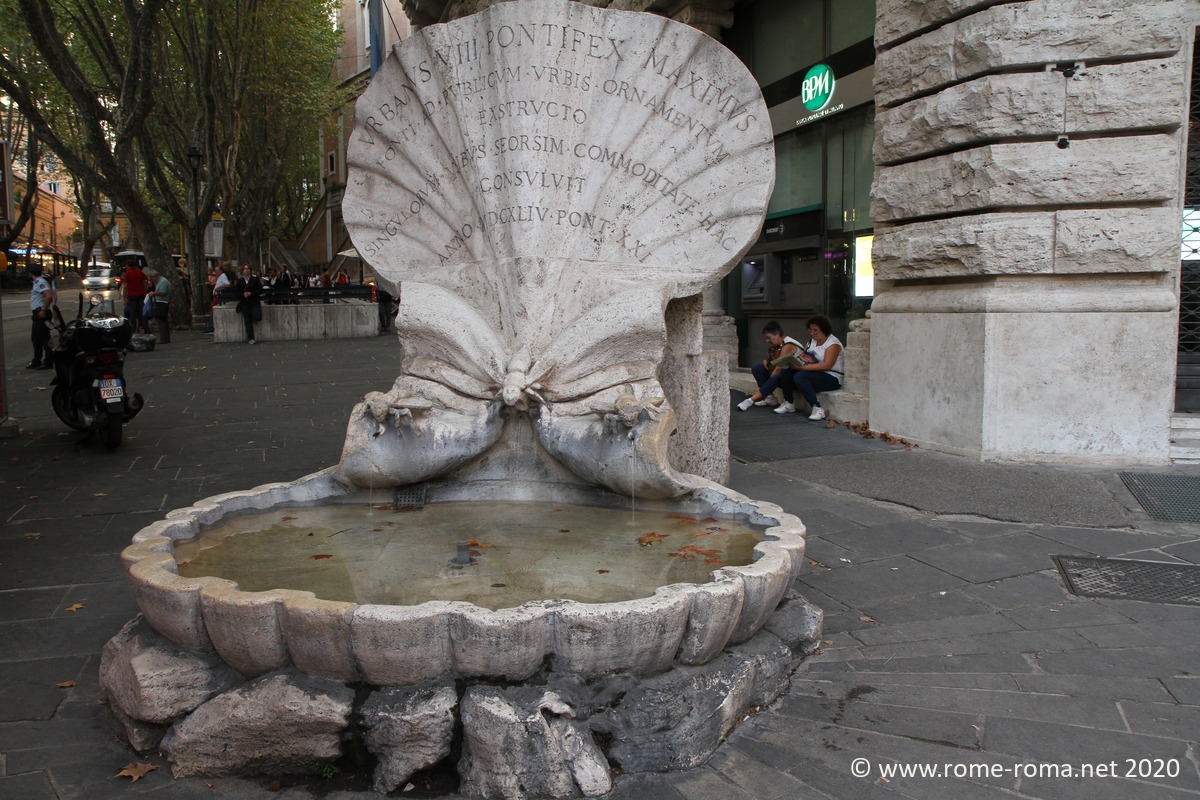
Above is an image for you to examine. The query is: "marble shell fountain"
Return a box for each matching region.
[105,1,819,795]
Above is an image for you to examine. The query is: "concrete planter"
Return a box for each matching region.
[213,302,378,343]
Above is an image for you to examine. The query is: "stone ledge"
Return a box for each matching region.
[213,302,378,343]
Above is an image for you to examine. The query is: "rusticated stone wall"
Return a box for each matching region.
[869,0,1198,463]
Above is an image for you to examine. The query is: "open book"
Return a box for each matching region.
[771,350,818,369]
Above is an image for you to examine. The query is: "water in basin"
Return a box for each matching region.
[174,501,765,610]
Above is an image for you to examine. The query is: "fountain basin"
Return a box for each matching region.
[121,469,805,683]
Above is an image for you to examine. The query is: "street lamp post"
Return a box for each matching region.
[187,147,203,316]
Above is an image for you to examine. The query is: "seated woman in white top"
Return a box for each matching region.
[777,314,844,420]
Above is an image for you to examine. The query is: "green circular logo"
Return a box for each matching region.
[801,64,835,112]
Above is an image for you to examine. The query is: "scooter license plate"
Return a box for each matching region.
[98,378,124,400]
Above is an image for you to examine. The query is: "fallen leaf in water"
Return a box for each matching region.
[114,763,159,782]
[705,526,728,533]
[372,528,383,532]
[667,513,698,521]
[700,517,716,523]
[490,583,507,588]
[66,603,85,612]
[596,569,609,574]
[282,516,297,521]
[311,554,333,560]
[93,492,107,496]
[466,539,493,548]
[56,680,77,688]
[558,529,570,533]
[703,558,722,564]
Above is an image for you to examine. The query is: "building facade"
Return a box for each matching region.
[379,0,1198,464]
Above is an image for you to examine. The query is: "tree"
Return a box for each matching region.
[0,0,178,291]
[0,0,341,320]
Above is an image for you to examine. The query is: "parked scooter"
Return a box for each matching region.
[49,294,145,449]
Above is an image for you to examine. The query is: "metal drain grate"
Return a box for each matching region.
[393,485,427,509]
[1053,555,1200,606]
[1119,473,1200,523]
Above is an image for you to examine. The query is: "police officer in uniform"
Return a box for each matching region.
[27,264,54,369]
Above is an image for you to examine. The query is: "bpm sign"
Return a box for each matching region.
[801,64,835,112]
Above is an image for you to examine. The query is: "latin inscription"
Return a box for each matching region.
[352,10,764,268]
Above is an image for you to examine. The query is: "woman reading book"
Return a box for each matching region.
[736,321,805,411]
[778,314,844,420]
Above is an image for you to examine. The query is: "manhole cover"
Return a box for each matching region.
[1052,555,1200,606]
[1119,473,1200,523]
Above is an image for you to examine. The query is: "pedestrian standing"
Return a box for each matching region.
[122,259,149,335]
[236,264,263,344]
[146,267,172,344]
[27,264,55,369]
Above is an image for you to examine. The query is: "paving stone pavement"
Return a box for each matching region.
[1,331,1198,799]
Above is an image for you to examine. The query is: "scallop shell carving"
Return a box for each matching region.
[345,0,773,293]
[336,0,774,497]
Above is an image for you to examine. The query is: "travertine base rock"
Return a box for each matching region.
[161,670,354,778]
[99,616,239,727]
[362,682,458,793]
[459,687,612,800]
[764,591,826,657]
[601,652,758,772]
[109,580,820,797]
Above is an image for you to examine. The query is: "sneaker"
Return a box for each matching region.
[753,395,780,407]
[774,402,795,414]
[808,406,826,421]
[248,339,256,345]
[736,397,754,411]
[25,361,41,369]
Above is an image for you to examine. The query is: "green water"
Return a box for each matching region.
[174,501,763,610]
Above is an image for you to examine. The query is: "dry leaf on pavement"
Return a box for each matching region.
[66,603,85,612]
[114,763,159,782]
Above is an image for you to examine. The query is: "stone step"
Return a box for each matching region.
[1169,413,1200,431]
[1168,414,1200,464]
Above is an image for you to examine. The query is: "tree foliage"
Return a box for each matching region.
[0,0,341,313]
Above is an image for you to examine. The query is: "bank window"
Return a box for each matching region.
[830,0,875,53]
[728,0,824,86]
[769,125,822,216]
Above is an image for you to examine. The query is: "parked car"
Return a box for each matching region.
[110,251,148,283]
[83,267,120,291]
